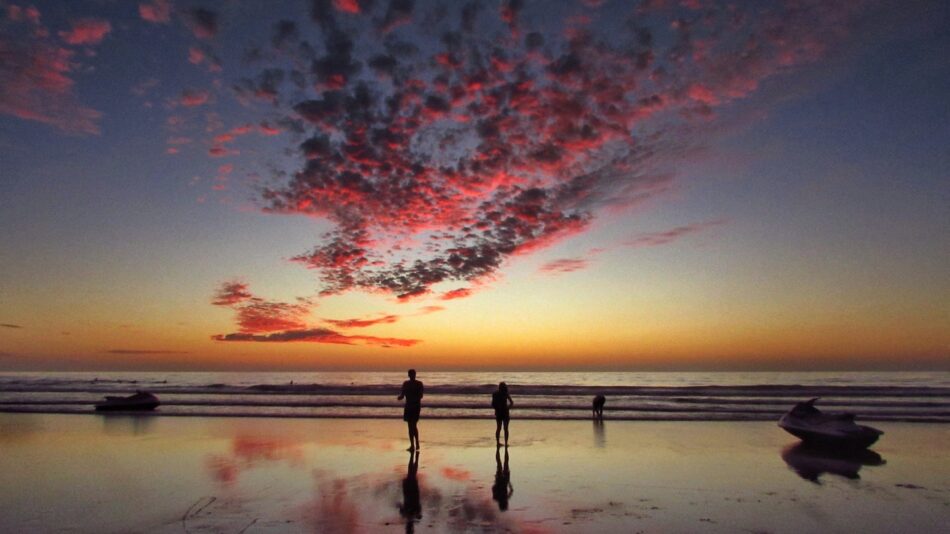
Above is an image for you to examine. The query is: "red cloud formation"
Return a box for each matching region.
[0,13,101,133]
[237,1,860,305]
[211,281,420,347]
[440,288,473,301]
[59,18,111,45]
[212,281,252,305]
[139,0,172,24]
[538,258,589,275]
[324,314,399,329]
[623,220,725,248]
[212,281,308,333]
[212,328,420,347]
[233,300,310,333]
[180,88,210,107]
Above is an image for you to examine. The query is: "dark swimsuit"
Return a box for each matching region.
[492,391,510,422]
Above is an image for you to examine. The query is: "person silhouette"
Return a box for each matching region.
[492,445,513,511]
[399,450,421,533]
[398,369,424,451]
[492,382,514,446]
[592,394,606,420]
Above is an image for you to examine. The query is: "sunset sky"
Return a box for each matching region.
[1,0,947,371]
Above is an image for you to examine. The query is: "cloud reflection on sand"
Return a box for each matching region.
[206,436,305,485]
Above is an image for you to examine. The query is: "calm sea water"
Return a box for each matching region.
[0,371,947,422]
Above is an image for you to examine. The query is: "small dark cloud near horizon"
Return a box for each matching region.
[1,323,23,329]
[212,327,420,347]
[105,349,191,355]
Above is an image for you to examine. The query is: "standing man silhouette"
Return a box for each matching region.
[398,369,424,451]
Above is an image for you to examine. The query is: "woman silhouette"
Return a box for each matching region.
[492,382,514,446]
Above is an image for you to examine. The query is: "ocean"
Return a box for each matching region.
[0,371,947,422]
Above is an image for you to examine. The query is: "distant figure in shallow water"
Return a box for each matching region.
[399,450,421,533]
[593,394,606,419]
[398,369,424,451]
[492,445,513,511]
[492,382,514,446]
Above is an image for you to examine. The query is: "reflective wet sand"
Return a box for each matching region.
[1,414,947,532]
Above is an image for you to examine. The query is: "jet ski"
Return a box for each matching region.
[778,397,882,449]
[94,391,160,412]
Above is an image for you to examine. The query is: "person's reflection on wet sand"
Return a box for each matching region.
[492,445,513,511]
[593,418,606,448]
[399,450,422,533]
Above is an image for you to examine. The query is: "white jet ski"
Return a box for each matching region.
[778,397,882,449]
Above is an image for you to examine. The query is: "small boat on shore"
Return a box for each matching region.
[778,397,882,449]
[94,391,160,412]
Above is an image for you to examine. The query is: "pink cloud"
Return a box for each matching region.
[333,0,361,14]
[180,88,210,107]
[623,220,726,248]
[139,0,172,23]
[440,288,473,301]
[324,315,399,329]
[59,19,111,46]
[538,258,589,275]
[212,281,252,306]
[0,29,101,133]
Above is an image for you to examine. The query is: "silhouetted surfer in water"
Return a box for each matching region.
[399,450,421,533]
[492,382,514,446]
[593,394,606,420]
[398,369,424,451]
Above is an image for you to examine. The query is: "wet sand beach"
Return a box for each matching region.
[0,414,947,533]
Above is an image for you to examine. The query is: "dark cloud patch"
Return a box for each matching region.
[1,323,23,329]
[379,0,414,33]
[186,8,218,39]
[271,20,298,50]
